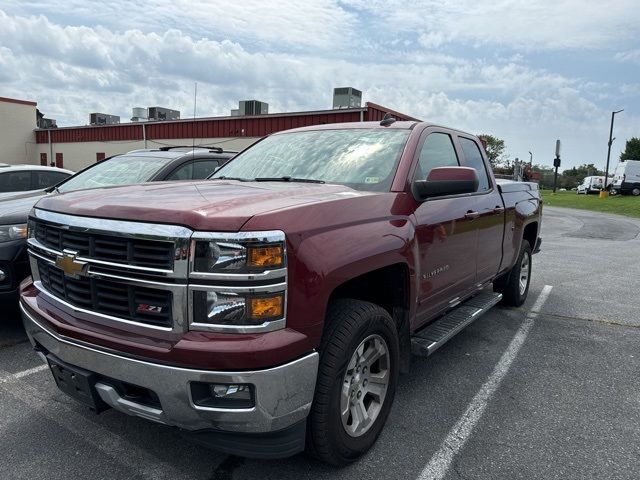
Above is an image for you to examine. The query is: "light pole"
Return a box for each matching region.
[604,109,623,195]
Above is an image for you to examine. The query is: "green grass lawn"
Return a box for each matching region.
[540,190,640,218]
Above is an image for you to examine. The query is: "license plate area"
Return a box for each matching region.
[47,354,109,413]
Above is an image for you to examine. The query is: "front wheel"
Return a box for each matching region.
[306,299,399,466]
[493,240,532,307]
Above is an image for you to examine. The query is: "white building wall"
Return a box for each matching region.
[0,98,37,165]
[36,137,260,172]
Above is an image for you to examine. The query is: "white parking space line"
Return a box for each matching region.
[0,364,48,383]
[0,372,191,480]
[13,364,49,379]
[418,285,553,480]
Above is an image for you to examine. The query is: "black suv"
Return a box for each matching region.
[0,146,236,306]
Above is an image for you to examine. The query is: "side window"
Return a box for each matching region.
[193,160,219,179]
[0,171,32,192]
[34,171,70,188]
[459,137,491,191]
[166,162,193,181]
[413,132,459,180]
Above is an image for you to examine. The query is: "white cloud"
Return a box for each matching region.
[344,0,639,50]
[615,49,640,64]
[1,0,358,51]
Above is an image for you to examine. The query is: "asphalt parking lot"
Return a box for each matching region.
[1,205,639,479]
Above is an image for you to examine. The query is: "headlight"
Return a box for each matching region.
[192,232,285,273]
[0,224,28,243]
[189,231,287,332]
[192,291,284,327]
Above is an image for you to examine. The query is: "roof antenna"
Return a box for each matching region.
[380,112,396,127]
[192,82,197,152]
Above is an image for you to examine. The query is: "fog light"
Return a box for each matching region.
[191,382,255,409]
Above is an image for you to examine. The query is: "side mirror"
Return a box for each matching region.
[412,166,479,201]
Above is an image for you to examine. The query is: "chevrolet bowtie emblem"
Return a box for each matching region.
[55,251,88,279]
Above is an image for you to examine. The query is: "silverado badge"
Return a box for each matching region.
[55,251,88,279]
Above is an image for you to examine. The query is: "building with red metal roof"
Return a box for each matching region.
[33,101,419,171]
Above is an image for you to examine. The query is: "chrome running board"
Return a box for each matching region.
[411,291,503,357]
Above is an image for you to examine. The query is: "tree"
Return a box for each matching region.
[477,134,506,166]
[620,137,640,161]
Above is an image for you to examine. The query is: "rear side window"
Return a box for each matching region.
[193,160,219,179]
[459,137,491,191]
[34,171,70,188]
[0,171,32,192]
[413,133,459,180]
[166,162,193,181]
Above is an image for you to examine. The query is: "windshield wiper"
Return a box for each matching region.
[210,176,252,182]
[253,176,325,184]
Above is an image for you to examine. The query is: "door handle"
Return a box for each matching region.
[465,211,480,220]
[493,206,505,214]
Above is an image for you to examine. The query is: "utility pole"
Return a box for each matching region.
[552,140,561,193]
[604,109,623,196]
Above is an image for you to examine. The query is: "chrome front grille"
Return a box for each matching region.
[37,259,174,327]
[28,209,192,332]
[34,221,175,270]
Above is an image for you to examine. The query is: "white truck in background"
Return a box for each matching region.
[576,176,607,194]
[610,160,640,196]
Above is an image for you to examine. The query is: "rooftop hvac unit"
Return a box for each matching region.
[333,87,362,109]
[238,100,268,116]
[131,107,148,122]
[148,107,180,121]
[90,113,120,125]
[39,118,57,129]
[230,109,240,116]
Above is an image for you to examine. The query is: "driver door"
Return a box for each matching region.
[411,130,478,329]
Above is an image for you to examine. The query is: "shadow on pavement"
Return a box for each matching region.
[0,303,28,348]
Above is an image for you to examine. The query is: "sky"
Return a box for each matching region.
[0,0,638,170]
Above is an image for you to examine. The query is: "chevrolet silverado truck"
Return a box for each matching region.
[20,119,541,466]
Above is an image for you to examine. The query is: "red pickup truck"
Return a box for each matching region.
[20,119,541,466]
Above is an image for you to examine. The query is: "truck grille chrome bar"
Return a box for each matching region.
[34,221,176,270]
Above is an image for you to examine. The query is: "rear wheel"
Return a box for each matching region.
[306,299,399,466]
[632,187,640,196]
[493,240,532,307]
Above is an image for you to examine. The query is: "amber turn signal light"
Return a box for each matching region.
[248,295,284,320]
[247,245,284,268]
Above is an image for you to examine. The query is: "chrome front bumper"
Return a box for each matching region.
[21,303,319,434]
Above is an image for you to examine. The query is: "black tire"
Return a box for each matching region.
[493,240,532,307]
[306,299,399,466]
[632,187,640,196]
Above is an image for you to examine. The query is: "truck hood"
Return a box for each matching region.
[34,180,373,231]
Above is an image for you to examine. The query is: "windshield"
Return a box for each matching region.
[58,155,169,193]
[211,129,410,191]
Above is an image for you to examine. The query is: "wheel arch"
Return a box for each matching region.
[522,221,539,251]
[327,262,412,373]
